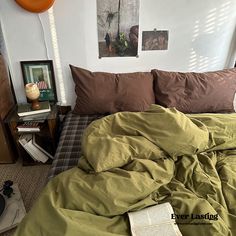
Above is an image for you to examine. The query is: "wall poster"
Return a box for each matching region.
[97,0,139,58]
[142,30,169,51]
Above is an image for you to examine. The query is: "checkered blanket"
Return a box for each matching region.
[47,112,103,180]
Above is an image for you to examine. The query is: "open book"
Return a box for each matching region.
[128,202,182,236]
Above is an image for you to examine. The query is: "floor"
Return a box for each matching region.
[0,158,51,235]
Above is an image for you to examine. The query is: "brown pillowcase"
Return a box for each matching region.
[151,68,236,113]
[70,65,155,114]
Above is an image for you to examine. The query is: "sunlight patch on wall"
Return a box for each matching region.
[48,8,67,105]
[204,8,217,34]
[191,20,200,40]
[188,1,232,71]
[204,9,216,34]
[188,49,197,69]
[198,56,210,71]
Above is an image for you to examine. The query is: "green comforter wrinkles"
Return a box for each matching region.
[14,105,236,236]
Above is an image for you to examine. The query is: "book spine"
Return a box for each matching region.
[17,128,40,132]
[18,109,50,117]
[17,122,40,132]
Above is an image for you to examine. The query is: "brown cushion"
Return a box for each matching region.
[70,65,155,114]
[151,68,236,113]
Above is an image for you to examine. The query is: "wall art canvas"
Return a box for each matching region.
[142,30,169,51]
[97,0,139,58]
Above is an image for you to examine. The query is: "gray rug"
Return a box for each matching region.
[0,160,50,236]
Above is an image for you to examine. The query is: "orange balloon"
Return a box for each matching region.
[15,0,55,13]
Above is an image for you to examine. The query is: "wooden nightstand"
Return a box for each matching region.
[5,104,59,165]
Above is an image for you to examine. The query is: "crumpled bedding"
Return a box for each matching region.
[14,105,236,236]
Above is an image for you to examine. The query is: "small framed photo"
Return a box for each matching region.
[20,60,57,102]
[142,30,169,51]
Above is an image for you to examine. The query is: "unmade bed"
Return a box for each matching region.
[13,66,236,236]
[15,105,236,236]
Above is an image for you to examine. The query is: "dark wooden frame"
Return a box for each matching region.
[20,60,57,103]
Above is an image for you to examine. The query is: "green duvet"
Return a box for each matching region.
[14,105,236,236]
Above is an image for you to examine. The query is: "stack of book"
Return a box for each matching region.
[17,101,51,118]
[18,134,53,163]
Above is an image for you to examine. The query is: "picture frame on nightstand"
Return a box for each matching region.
[20,60,57,103]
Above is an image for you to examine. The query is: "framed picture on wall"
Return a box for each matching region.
[20,60,57,102]
[142,30,169,51]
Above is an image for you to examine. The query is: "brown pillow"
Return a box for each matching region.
[70,65,155,114]
[151,68,236,113]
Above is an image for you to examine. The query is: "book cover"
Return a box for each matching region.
[17,101,51,117]
[0,184,26,234]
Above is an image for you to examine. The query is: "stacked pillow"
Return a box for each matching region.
[70,64,236,114]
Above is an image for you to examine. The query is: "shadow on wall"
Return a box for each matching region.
[188,0,234,71]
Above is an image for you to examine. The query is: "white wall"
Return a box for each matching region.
[0,0,235,106]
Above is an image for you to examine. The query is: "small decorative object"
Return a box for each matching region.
[21,60,57,103]
[15,0,55,13]
[25,83,41,110]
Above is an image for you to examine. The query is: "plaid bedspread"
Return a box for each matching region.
[48,112,103,180]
